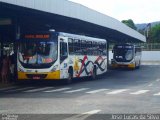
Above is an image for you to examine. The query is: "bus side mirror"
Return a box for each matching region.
[112,50,113,53]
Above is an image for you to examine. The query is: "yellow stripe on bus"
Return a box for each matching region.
[128,63,135,68]
[46,70,60,79]
[112,63,135,69]
[18,72,27,79]
[18,70,60,80]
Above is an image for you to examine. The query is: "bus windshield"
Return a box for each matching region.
[114,45,134,62]
[18,41,57,65]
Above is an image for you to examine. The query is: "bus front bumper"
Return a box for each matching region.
[112,63,135,69]
[18,70,60,80]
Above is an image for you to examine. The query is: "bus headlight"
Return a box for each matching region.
[18,67,25,72]
[51,65,58,72]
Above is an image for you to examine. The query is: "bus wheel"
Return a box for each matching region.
[67,68,73,84]
[91,67,97,80]
[137,61,140,69]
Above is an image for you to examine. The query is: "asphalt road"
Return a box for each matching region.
[0,65,160,120]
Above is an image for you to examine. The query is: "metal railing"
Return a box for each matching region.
[136,43,160,51]
[109,43,160,51]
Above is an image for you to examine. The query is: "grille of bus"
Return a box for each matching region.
[115,58,131,62]
[26,74,47,79]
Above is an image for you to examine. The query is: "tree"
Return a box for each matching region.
[150,24,160,43]
[121,19,137,30]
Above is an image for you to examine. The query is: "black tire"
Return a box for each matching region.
[137,61,140,69]
[131,62,136,70]
[66,68,73,84]
[91,66,97,80]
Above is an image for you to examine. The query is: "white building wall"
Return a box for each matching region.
[109,51,160,61]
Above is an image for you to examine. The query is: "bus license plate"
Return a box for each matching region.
[33,76,40,79]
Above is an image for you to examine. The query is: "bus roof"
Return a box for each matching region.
[58,32,106,42]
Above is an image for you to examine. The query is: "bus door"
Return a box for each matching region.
[59,37,68,79]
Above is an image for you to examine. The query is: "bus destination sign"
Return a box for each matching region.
[24,34,50,39]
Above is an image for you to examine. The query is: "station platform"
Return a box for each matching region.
[142,61,160,65]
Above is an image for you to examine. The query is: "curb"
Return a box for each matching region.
[142,61,160,65]
[0,83,15,89]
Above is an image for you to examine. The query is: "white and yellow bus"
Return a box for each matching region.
[111,44,142,69]
[17,31,107,83]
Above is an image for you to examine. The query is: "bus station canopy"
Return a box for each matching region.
[0,0,146,43]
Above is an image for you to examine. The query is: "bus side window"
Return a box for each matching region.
[60,42,68,63]
[68,38,74,54]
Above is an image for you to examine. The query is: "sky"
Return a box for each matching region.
[69,0,160,24]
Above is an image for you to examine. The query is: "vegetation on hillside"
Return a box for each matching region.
[122,19,160,43]
[121,19,137,30]
[149,24,160,43]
